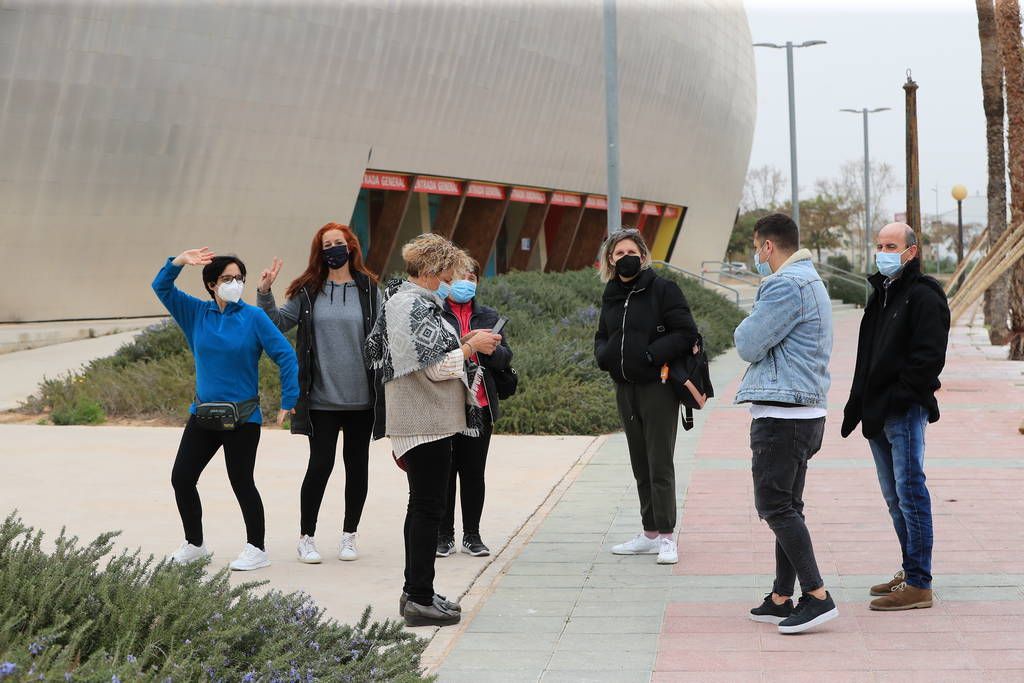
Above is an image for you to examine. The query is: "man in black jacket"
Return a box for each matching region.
[842,222,950,612]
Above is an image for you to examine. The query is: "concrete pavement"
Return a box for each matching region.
[433,308,1024,681]
[0,424,596,631]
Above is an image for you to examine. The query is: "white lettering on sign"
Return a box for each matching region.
[362,172,409,191]
[664,206,680,218]
[467,182,505,200]
[510,188,547,203]
[413,177,462,195]
[551,192,582,207]
[520,238,532,251]
[642,203,661,216]
[585,196,608,209]
[621,200,640,213]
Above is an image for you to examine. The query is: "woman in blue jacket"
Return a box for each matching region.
[152,247,299,572]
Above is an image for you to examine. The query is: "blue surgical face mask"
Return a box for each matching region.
[875,248,910,277]
[449,279,476,303]
[754,244,773,277]
[435,280,452,300]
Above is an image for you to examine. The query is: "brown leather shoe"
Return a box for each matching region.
[869,582,933,611]
[870,570,906,596]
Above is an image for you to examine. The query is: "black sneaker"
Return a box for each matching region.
[749,594,794,624]
[436,536,455,558]
[778,592,839,634]
[461,533,490,557]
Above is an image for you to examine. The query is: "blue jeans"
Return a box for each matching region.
[868,404,933,589]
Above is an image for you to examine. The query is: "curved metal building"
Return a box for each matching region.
[0,1,755,321]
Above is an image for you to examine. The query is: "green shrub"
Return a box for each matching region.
[0,513,430,682]
[50,397,105,426]
[24,269,745,435]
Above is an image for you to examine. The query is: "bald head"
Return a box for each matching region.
[875,222,919,272]
[877,222,918,250]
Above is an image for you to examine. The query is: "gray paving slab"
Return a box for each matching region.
[466,615,569,634]
[553,633,660,653]
[545,649,657,671]
[447,631,562,651]
[437,671,541,683]
[541,671,651,683]
[561,616,664,634]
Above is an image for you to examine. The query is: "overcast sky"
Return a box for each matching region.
[744,0,989,225]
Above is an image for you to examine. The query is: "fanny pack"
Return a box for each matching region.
[194,395,260,431]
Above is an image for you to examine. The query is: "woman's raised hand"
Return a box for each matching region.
[172,248,215,267]
[258,257,283,294]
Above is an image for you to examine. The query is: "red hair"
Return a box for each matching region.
[285,223,377,299]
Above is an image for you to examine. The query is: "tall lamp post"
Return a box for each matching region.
[840,107,891,271]
[951,184,967,264]
[753,39,827,227]
[602,0,620,236]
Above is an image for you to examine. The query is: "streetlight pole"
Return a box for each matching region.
[841,107,890,272]
[603,0,620,237]
[754,39,826,227]
[952,184,967,261]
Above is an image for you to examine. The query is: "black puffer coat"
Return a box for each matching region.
[594,268,698,385]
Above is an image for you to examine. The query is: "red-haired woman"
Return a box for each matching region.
[256,223,383,564]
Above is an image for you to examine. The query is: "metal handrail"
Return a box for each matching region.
[699,260,764,286]
[814,261,871,304]
[652,261,742,306]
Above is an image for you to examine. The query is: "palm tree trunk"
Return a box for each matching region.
[995,0,1024,359]
[978,0,1011,345]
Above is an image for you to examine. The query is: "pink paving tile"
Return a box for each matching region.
[666,603,758,618]
[657,632,760,652]
[652,674,761,683]
[761,674,875,683]
[973,650,1024,669]
[663,616,758,634]
[758,630,867,652]
[862,631,963,651]
[954,616,1024,632]
[958,631,1024,649]
[867,649,980,670]
[875,673,987,683]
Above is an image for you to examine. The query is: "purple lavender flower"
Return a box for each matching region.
[242,673,255,683]
[309,641,320,652]
[126,655,137,664]
[28,642,43,656]
[111,676,121,683]
[0,665,19,682]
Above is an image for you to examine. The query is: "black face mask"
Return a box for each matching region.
[323,244,349,270]
[615,255,642,279]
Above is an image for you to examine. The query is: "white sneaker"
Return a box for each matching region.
[657,537,679,564]
[611,533,661,555]
[170,542,210,564]
[229,543,271,571]
[297,535,322,564]
[339,532,358,561]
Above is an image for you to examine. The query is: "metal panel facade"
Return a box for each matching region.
[0,1,755,321]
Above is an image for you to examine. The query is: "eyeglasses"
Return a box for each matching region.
[217,275,245,284]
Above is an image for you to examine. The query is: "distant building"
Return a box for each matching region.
[0,1,755,321]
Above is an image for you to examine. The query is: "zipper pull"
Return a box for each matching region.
[661,364,669,384]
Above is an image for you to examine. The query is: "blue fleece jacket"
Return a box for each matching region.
[152,258,299,423]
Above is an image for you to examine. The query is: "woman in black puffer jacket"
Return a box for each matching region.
[594,229,698,565]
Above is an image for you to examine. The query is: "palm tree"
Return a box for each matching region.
[995,0,1024,359]
[978,0,1010,345]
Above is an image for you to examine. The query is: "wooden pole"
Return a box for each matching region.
[904,71,923,263]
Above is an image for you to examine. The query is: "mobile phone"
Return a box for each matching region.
[491,317,508,336]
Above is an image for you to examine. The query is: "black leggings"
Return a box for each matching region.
[301,409,374,536]
[170,416,264,550]
[403,437,454,606]
[442,413,492,538]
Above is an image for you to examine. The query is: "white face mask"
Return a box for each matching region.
[217,280,244,303]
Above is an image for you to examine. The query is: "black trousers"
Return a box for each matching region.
[616,382,680,534]
[301,409,374,536]
[403,437,454,606]
[750,417,826,597]
[170,416,264,550]
[441,413,492,538]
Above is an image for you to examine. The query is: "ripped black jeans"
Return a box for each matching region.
[751,416,826,597]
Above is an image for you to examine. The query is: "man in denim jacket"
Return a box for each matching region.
[733,213,838,634]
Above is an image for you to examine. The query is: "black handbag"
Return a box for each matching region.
[662,334,714,431]
[194,396,260,431]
